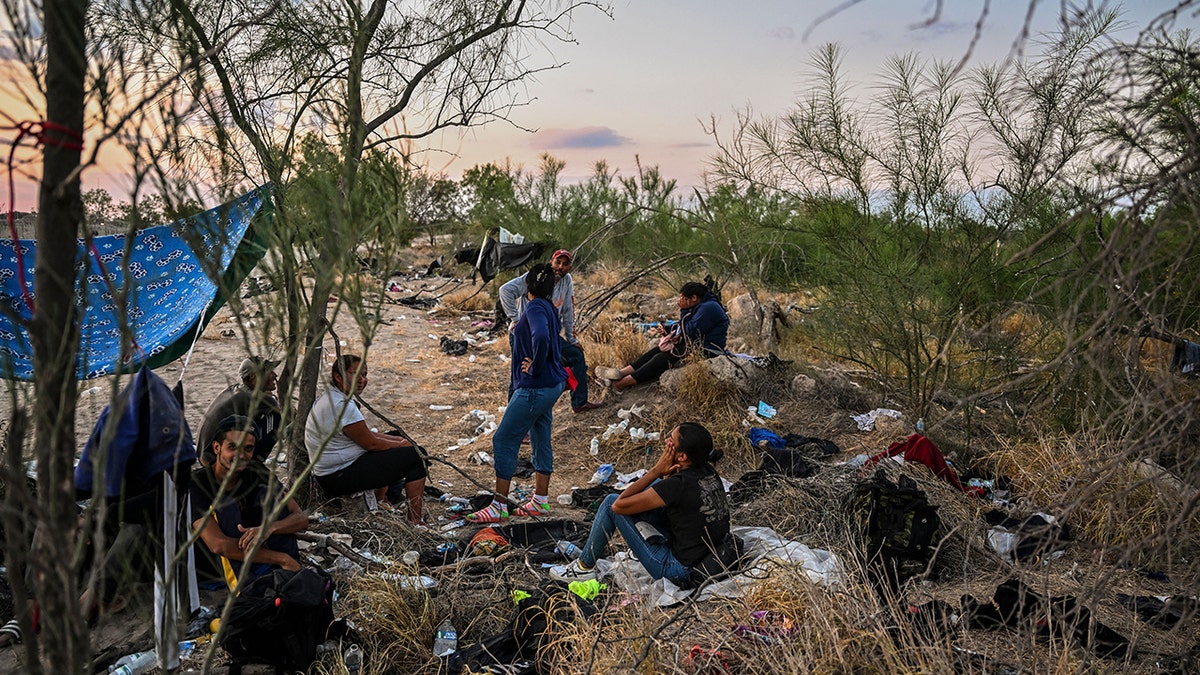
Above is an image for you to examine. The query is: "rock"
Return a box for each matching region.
[658,364,690,393]
[726,293,758,323]
[707,356,757,391]
[791,374,817,397]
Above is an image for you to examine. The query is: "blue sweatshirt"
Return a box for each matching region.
[511,297,568,390]
[677,290,729,355]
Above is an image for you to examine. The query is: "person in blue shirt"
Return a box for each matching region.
[596,281,729,392]
[498,249,603,413]
[467,263,568,523]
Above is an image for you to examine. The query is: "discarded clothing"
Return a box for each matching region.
[962,579,1130,659]
[864,434,965,492]
[983,510,1070,562]
[758,446,817,478]
[1171,340,1200,375]
[782,434,840,455]
[1115,593,1198,630]
[440,336,469,356]
[397,294,436,309]
[748,427,785,450]
[851,408,905,431]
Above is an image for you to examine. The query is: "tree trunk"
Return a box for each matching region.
[30,0,89,671]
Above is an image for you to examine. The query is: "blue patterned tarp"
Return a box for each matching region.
[0,186,269,380]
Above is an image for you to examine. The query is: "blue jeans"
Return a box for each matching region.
[580,494,690,583]
[492,382,564,480]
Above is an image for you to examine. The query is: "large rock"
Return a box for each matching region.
[791,373,817,397]
[659,356,768,394]
[726,293,758,323]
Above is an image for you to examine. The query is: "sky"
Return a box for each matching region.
[2,0,1197,209]
[417,0,1197,192]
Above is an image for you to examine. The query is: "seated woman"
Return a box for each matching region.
[549,422,729,585]
[595,281,729,392]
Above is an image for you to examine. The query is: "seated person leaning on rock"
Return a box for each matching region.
[304,353,428,525]
[190,415,308,588]
[596,281,729,392]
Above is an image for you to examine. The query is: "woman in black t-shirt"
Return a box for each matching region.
[550,422,729,584]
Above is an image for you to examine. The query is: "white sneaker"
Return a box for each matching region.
[594,366,624,381]
[549,559,597,582]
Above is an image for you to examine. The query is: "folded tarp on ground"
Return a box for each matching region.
[0,185,271,380]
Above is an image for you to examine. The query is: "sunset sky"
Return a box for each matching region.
[2,0,1195,210]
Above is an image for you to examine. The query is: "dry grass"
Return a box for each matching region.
[985,433,1200,566]
[440,283,496,311]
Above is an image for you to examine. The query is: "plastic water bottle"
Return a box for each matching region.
[916,418,926,435]
[588,463,614,485]
[589,437,600,456]
[109,650,156,674]
[344,643,364,673]
[555,540,582,560]
[433,618,458,657]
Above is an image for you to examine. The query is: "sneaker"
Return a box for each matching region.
[549,559,597,582]
[572,401,605,414]
[513,498,551,517]
[595,366,624,381]
[464,503,509,523]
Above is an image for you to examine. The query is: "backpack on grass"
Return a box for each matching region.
[846,470,941,588]
[218,567,335,673]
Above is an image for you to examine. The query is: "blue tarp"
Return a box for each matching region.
[0,186,270,380]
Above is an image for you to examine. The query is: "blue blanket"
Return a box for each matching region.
[0,186,269,380]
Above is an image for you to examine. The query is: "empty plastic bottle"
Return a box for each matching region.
[433,618,458,657]
[916,418,926,435]
[589,437,600,456]
[588,463,614,485]
[555,541,582,560]
[108,650,156,675]
[344,643,364,673]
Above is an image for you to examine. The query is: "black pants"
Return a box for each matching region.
[315,446,428,501]
[629,347,684,384]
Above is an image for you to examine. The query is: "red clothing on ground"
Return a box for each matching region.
[864,433,966,492]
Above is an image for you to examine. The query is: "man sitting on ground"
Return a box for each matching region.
[596,281,729,392]
[196,356,282,465]
[499,248,604,414]
[191,415,308,588]
[304,354,428,525]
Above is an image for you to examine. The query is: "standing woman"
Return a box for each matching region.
[550,422,730,584]
[467,263,568,522]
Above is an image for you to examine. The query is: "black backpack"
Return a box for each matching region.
[847,470,941,589]
[218,567,336,673]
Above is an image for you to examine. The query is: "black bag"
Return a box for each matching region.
[218,567,336,672]
[847,471,941,588]
[686,532,746,588]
